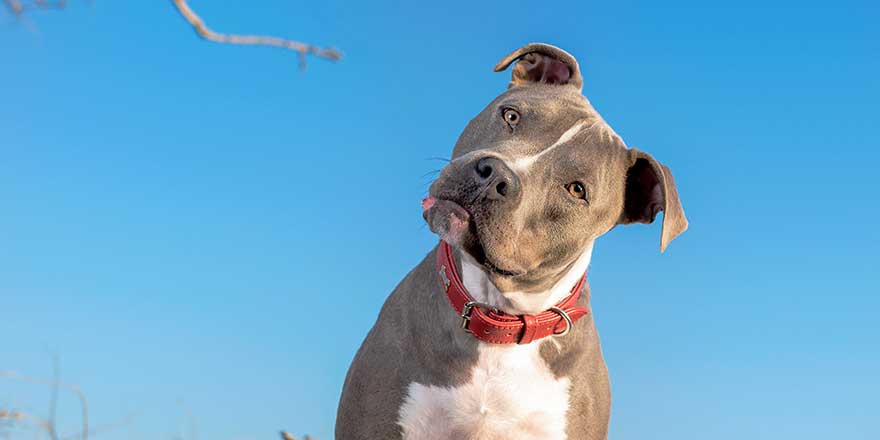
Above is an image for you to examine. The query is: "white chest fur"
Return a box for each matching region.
[397,342,571,440]
[396,243,594,439]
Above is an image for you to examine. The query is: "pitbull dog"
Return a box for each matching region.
[336,43,688,440]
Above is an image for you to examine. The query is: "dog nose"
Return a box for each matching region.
[474,156,520,200]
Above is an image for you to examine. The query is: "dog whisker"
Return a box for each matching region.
[419,169,442,179]
[424,156,451,163]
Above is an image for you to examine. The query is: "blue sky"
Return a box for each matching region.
[1,1,878,439]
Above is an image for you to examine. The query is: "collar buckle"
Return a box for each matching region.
[438,240,588,344]
[460,300,498,332]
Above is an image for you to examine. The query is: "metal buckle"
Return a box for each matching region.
[460,301,497,332]
[549,306,573,337]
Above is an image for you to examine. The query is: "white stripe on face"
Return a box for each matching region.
[510,119,601,172]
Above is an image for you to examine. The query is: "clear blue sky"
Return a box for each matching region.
[2,1,878,439]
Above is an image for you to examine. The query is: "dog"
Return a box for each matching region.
[336,43,688,440]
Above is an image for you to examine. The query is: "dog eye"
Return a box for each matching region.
[502,108,521,127]
[566,182,588,201]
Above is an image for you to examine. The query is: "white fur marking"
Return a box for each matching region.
[511,120,601,172]
[398,343,572,440]
[460,242,593,315]
[396,244,594,439]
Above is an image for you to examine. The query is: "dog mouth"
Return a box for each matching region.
[463,232,524,277]
[422,196,525,277]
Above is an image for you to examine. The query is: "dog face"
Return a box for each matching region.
[424,44,687,293]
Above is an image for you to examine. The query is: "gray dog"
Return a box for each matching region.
[336,43,688,440]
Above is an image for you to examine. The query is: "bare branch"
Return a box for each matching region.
[4,1,343,71]
[3,0,24,15]
[0,408,52,436]
[3,0,67,14]
[48,354,60,440]
[58,411,139,440]
[176,400,198,440]
[280,432,313,440]
[170,0,342,70]
[34,0,66,9]
[0,371,88,440]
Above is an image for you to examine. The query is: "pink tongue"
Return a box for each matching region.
[421,196,436,213]
[421,197,471,246]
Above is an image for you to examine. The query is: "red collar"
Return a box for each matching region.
[436,240,589,345]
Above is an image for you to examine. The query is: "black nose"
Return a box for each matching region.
[473,156,521,200]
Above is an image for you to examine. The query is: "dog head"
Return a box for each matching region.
[424,43,687,293]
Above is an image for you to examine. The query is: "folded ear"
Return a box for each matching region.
[619,149,689,252]
[493,43,583,91]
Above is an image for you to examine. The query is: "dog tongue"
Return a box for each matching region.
[422,197,471,246]
[421,196,436,212]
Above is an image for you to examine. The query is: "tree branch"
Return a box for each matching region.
[3,0,67,15]
[3,0,23,15]
[0,371,89,440]
[48,354,61,440]
[170,0,342,70]
[0,408,53,436]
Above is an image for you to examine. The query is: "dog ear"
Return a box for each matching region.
[619,149,688,252]
[493,43,583,91]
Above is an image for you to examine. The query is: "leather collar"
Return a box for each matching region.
[436,240,589,345]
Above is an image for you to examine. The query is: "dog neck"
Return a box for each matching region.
[457,242,594,315]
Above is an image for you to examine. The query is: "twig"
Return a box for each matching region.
[177,400,198,440]
[280,432,314,440]
[170,0,342,71]
[58,411,139,440]
[34,0,66,9]
[3,0,24,15]
[3,0,67,14]
[48,354,60,440]
[0,409,52,437]
[0,371,88,440]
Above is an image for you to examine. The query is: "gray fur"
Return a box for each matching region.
[336,43,687,439]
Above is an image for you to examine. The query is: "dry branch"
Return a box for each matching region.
[2,0,66,15]
[48,354,61,440]
[58,412,138,440]
[0,370,88,440]
[4,1,344,71]
[0,408,53,436]
[2,0,22,15]
[280,431,312,440]
[170,0,342,70]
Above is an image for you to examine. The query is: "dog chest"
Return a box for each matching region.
[397,342,571,440]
